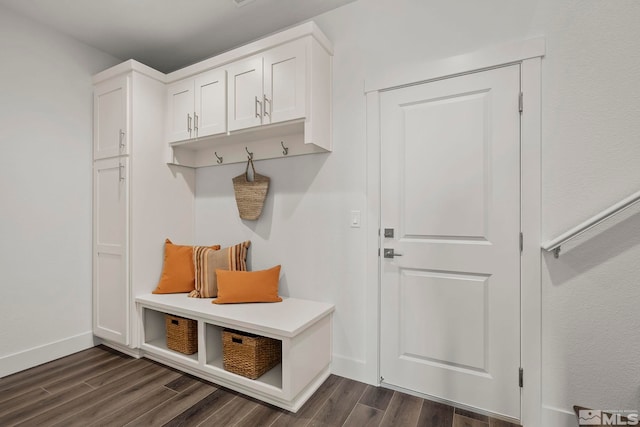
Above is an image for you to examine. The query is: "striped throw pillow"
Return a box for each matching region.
[189,241,251,298]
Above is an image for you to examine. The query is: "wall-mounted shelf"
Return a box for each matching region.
[167,120,329,168]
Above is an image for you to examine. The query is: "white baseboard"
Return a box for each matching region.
[542,405,578,427]
[0,332,96,378]
[97,339,142,358]
[331,354,374,385]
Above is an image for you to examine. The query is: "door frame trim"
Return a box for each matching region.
[364,38,544,426]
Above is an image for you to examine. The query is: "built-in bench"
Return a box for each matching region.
[135,293,334,412]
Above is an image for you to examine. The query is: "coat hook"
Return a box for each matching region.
[245,147,253,160]
[214,152,223,164]
[281,141,289,156]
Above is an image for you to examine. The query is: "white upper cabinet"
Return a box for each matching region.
[228,40,306,132]
[263,40,306,125]
[94,75,129,160]
[194,69,227,138]
[166,79,194,143]
[165,21,332,167]
[166,68,227,143]
[227,55,265,132]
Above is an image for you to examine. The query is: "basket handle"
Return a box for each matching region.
[232,337,243,344]
[171,319,179,325]
[244,158,256,182]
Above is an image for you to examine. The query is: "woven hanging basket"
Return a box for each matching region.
[232,158,270,220]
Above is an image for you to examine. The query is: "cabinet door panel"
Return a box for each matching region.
[94,75,128,159]
[195,69,227,138]
[263,40,306,124]
[167,79,194,143]
[227,56,263,131]
[93,157,129,345]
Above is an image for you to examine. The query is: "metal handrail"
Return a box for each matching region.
[541,189,640,258]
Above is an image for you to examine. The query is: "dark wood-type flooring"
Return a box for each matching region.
[0,346,521,427]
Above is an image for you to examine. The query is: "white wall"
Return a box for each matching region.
[0,5,120,376]
[2,0,638,421]
[195,0,640,423]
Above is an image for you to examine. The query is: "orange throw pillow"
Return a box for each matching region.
[153,239,220,294]
[213,265,283,304]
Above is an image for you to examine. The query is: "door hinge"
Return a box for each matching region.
[378,248,381,257]
[519,367,524,388]
[519,92,524,113]
[380,375,384,383]
[519,232,524,253]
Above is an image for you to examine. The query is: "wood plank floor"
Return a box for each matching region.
[0,346,522,427]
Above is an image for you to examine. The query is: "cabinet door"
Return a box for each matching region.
[94,75,129,159]
[263,40,307,125]
[227,55,263,132]
[194,68,227,138]
[93,157,129,345]
[166,79,195,143]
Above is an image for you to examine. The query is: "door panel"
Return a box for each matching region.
[227,55,263,131]
[93,157,128,345]
[263,40,306,124]
[94,75,128,159]
[403,91,488,239]
[399,270,488,371]
[380,65,521,418]
[166,79,194,143]
[195,68,226,138]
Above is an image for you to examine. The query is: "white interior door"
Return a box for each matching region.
[93,157,129,345]
[380,65,522,419]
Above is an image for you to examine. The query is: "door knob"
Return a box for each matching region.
[384,248,403,258]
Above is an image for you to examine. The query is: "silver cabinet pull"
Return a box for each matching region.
[383,248,403,258]
[119,129,125,151]
[187,114,192,135]
[263,95,271,117]
[255,96,262,119]
[118,162,125,181]
[194,112,199,137]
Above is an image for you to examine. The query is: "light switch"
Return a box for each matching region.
[350,210,361,228]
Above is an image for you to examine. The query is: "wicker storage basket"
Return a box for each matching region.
[232,158,269,221]
[165,314,198,355]
[222,329,281,379]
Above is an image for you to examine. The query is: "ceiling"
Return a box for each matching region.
[0,0,355,73]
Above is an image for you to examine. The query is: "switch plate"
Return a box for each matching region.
[350,210,361,228]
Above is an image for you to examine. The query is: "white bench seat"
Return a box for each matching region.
[135,293,334,412]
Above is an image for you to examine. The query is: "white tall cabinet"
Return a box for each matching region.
[93,61,195,352]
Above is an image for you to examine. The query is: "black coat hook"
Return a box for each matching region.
[215,152,223,164]
[281,141,289,155]
[245,147,253,160]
